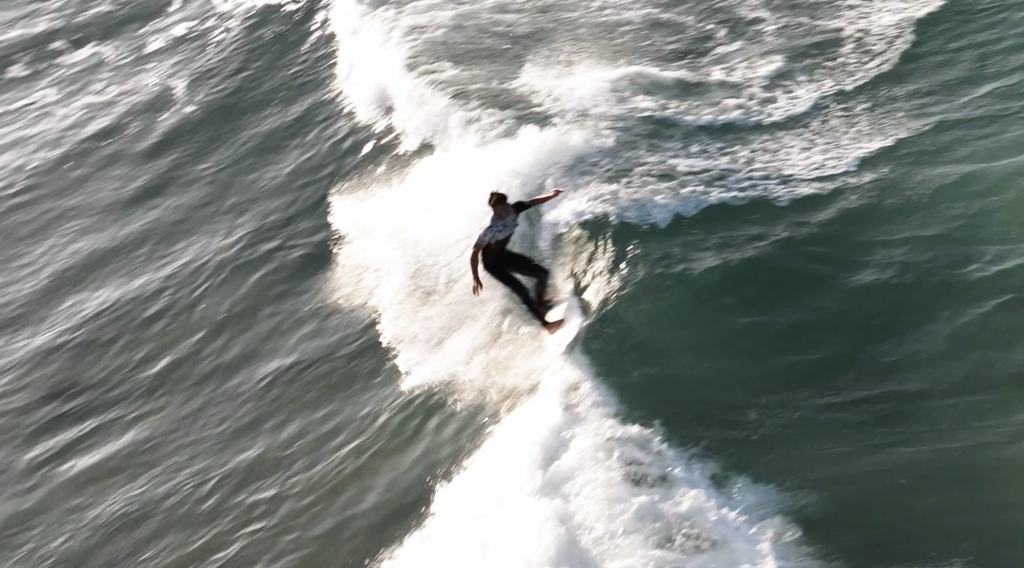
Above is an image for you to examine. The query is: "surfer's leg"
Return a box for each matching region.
[483,256,546,323]
[502,251,550,310]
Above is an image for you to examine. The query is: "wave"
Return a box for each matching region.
[325,0,943,565]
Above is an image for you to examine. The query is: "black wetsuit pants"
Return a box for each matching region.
[482,249,549,323]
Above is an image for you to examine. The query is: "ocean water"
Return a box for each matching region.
[2,0,1024,566]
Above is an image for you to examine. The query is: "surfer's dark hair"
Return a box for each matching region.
[488,192,508,206]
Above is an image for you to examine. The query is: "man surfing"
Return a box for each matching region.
[471,189,565,333]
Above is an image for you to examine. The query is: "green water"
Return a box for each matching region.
[591,7,1024,563]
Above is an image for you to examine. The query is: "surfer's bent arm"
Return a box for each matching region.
[525,188,564,207]
[471,244,483,295]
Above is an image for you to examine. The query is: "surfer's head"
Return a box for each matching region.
[488,191,508,208]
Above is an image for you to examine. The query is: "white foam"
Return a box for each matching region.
[517,61,816,127]
[543,98,914,229]
[328,0,478,150]
[378,363,814,568]
[517,0,944,126]
[510,0,944,226]
[329,125,601,402]
[207,0,304,13]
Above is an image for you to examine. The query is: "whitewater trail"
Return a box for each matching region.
[326,0,942,565]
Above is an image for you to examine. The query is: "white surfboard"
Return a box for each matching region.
[544,296,584,353]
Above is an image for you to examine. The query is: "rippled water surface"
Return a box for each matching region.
[2,0,1024,566]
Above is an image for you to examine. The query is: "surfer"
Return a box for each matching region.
[471,189,565,333]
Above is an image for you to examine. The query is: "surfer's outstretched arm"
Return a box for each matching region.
[525,188,563,207]
[471,245,484,295]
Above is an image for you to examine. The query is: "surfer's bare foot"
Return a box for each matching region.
[544,319,565,334]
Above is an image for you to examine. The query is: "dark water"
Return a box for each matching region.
[2,0,1024,567]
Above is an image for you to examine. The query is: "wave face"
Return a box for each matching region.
[326,0,942,565]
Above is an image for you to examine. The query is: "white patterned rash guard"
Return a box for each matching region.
[475,201,532,252]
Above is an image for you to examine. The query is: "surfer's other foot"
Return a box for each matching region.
[544,319,565,334]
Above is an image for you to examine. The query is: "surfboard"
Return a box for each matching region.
[544,301,569,324]
[545,296,584,353]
